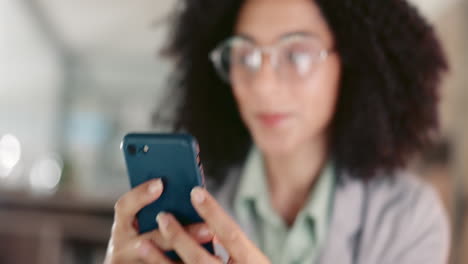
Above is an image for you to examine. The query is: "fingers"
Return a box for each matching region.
[140,222,214,251]
[156,212,220,264]
[113,178,163,234]
[117,238,175,264]
[190,187,259,262]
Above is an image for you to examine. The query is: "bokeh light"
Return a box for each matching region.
[29,155,63,193]
[0,133,22,178]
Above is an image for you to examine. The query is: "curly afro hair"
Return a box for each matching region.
[157,0,448,184]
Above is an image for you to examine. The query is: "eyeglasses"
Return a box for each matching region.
[209,34,333,85]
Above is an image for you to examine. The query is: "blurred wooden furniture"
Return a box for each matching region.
[0,191,114,264]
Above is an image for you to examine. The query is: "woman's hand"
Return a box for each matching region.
[155,186,270,264]
[104,179,215,264]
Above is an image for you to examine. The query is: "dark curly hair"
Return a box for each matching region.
[156,0,448,184]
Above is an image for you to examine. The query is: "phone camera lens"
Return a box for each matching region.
[127,144,137,155]
[143,145,149,153]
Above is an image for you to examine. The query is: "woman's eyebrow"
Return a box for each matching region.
[235,33,257,44]
[279,31,319,40]
[234,31,320,44]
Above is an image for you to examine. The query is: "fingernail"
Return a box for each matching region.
[191,187,205,204]
[156,212,169,230]
[198,226,212,238]
[149,179,162,194]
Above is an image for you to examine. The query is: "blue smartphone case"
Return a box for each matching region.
[121,133,214,259]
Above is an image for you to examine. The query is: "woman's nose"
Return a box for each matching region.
[248,54,282,97]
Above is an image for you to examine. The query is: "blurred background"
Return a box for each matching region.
[0,0,466,263]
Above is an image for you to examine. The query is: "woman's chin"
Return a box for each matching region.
[253,132,298,157]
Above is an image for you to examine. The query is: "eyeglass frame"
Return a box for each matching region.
[209,34,335,84]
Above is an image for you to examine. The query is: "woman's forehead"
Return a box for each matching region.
[234,0,334,47]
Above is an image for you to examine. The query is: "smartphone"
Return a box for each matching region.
[121,133,214,260]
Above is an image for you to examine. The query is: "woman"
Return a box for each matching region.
[105,0,449,263]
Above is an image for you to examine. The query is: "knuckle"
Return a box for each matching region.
[114,197,128,213]
[191,254,211,264]
[165,225,182,243]
[111,221,119,236]
[105,255,124,264]
[110,221,126,239]
[103,245,124,264]
[110,222,118,234]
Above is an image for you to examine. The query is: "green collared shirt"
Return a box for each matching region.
[233,148,335,264]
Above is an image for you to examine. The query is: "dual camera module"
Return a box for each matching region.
[126,144,150,156]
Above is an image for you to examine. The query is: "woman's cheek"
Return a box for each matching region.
[231,87,253,127]
[297,76,339,138]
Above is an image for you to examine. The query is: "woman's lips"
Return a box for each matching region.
[257,113,290,128]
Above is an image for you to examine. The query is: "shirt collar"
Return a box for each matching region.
[235,147,267,204]
[234,146,335,238]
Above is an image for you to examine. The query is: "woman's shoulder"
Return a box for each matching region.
[367,170,443,206]
[364,170,449,227]
[339,170,451,263]
[320,170,450,263]
[337,168,447,216]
